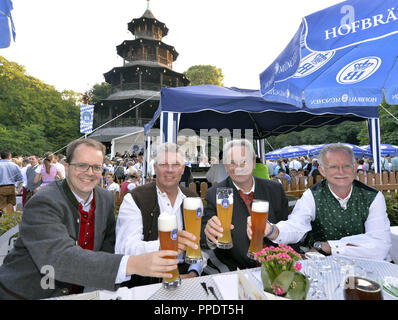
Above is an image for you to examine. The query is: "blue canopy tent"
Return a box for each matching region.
[309,143,366,158]
[265,145,315,160]
[260,0,398,173]
[362,144,398,157]
[0,0,15,48]
[143,85,379,175]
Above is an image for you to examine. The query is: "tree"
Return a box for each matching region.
[0,56,81,155]
[357,102,398,145]
[184,65,224,86]
[83,82,112,105]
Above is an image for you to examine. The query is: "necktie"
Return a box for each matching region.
[239,190,254,213]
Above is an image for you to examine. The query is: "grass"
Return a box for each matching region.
[0,210,22,236]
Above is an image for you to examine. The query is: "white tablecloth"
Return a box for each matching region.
[54,256,398,300]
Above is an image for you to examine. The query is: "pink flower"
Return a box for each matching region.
[271,283,285,296]
[294,262,302,272]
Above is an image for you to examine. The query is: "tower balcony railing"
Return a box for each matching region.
[125,54,172,68]
[111,82,179,93]
[134,30,162,40]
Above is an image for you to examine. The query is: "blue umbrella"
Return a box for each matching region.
[308,144,325,157]
[265,145,313,160]
[309,143,366,158]
[259,0,397,172]
[0,0,15,48]
[260,0,398,107]
[362,144,398,157]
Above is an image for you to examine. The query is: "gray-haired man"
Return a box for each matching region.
[115,142,201,287]
[249,143,391,260]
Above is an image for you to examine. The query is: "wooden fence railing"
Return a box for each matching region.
[279,171,398,198]
[188,172,398,201]
[113,172,398,210]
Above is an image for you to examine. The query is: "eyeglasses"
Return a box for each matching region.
[228,159,250,167]
[69,162,103,173]
[324,164,354,172]
[157,163,182,170]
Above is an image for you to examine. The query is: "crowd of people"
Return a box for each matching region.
[0,138,396,299]
[0,148,149,216]
[265,153,398,187]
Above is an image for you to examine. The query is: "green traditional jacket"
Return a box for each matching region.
[304,179,378,247]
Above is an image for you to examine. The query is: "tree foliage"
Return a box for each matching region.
[0,56,81,156]
[184,65,224,86]
[82,82,111,105]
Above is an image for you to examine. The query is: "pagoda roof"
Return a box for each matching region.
[103,61,189,83]
[89,126,144,143]
[128,9,169,36]
[104,89,160,101]
[142,9,155,19]
[116,38,178,60]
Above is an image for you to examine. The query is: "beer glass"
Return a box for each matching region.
[344,276,383,300]
[216,187,234,249]
[247,200,269,259]
[158,213,181,289]
[183,197,203,264]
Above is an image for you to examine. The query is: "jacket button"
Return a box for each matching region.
[61,288,69,295]
[149,230,152,234]
[77,219,80,224]
[150,212,154,217]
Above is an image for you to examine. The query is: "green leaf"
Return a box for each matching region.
[261,264,274,293]
[285,272,310,300]
[273,271,295,294]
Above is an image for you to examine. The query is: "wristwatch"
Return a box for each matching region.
[313,241,330,256]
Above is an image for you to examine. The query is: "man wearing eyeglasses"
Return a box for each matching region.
[203,139,290,272]
[251,143,391,261]
[0,139,195,300]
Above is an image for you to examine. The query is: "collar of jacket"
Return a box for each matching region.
[61,179,82,210]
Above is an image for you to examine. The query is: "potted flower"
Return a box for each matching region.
[255,244,309,300]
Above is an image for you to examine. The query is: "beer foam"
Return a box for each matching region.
[216,194,234,204]
[158,212,177,232]
[183,197,202,210]
[252,200,269,212]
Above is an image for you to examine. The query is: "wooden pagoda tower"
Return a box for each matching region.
[91,2,189,151]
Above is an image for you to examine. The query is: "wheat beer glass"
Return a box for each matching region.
[216,187,234,249]
[183,197,203,264]
[247,200,269,259]
[158,213,181,289]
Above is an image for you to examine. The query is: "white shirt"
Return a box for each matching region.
[289,159,302,171]
[54,162,65,179]
[115,186,202,275]
[147,159,155,177]
[107,182,120,193]
[274,187,391,260]
[133,162,143,173]
[71,190,129,284]
[21,164,30,188]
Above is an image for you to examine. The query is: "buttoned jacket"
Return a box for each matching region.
[0,180,122,300]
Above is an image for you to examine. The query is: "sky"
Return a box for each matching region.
[1,0,344,93]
